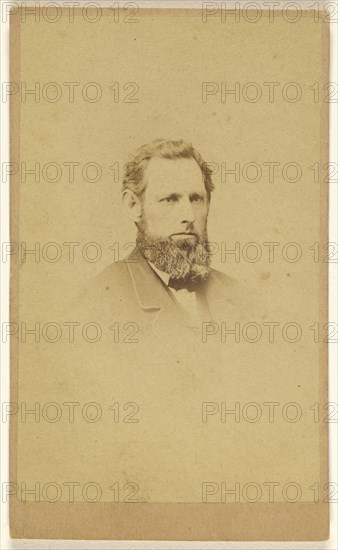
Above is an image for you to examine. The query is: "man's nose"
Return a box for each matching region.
[178,198,195,224]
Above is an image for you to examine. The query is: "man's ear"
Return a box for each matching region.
[122,189,142,223]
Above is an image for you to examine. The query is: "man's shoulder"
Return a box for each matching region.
[209,267,237,288]
[92,248,144,285]
[206,266,256,319]
[72,259,133,314]
[93,259,130,286]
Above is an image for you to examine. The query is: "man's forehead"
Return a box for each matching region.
[144,157,205,193]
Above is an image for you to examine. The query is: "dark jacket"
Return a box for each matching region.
[76,247,242,325]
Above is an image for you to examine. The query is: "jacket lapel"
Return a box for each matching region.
[126,249,176,314]
[201,270,239,322]
[126,248,238,327]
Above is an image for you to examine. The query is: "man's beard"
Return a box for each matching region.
[136,227,211,282]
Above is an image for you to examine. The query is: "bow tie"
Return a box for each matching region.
[168,277,200,292]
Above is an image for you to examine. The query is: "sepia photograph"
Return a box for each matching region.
[2,0,336,545]
[76,138,244,336]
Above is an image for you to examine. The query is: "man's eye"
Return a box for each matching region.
[161,197,177,203]
[191,196,204,203]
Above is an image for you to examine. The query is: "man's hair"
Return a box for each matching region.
[122,139,214,200]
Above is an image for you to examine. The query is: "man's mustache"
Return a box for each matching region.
[170,232,198,237]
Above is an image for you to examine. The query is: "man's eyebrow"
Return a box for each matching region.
[190,191,206,198]
[159,192,182,199]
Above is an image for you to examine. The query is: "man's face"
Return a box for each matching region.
[140,157,209,241]
[134,157,211,281]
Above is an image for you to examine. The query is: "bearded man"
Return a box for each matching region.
[78,139,238,336]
